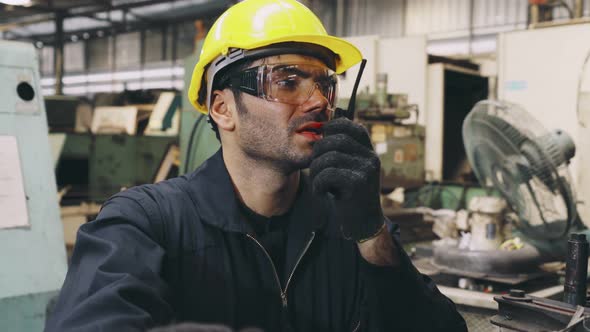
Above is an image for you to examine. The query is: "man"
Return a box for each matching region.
[46,0,467,331]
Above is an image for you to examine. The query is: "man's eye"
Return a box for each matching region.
[275,79,299,89]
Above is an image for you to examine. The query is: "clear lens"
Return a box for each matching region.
[264,64,337,107]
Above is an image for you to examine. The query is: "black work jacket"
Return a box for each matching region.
[46,150,466,332]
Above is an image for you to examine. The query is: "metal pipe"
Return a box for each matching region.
[140,28,146,67]
[574,0,584,18]
[530,4,541,25]
[171,23,178,61]
[336,0,344,36]
[401,0,407,37]
[468,0,474,56]
[162,25,168,61]
[563,233,589,306]
[54,11,64,95]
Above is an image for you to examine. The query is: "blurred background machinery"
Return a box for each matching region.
[480,12,590,331]
[355,73,426,193]
[48,90,180,205]
[179,43,219,174]
[3,1,590,331]
[408,98,587,332]
[0,41,67,332]
[47,89,184,255]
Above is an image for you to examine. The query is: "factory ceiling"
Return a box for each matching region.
[0,0,232,45]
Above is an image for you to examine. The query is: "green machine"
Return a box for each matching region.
[0,41,67,331]
[54,133,177,204]
[354,74,425,193]
[357,99,425,192]
[180,44,220,174]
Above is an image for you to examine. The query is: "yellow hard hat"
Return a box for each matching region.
[187,0,363,114]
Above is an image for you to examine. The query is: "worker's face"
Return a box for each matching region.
[233,54,332,172]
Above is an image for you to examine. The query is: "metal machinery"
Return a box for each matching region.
[0,41,67,331]
[179,48,219,174]
[415,98,590,332]
[435,99,580,274]
[355,73,425,193]
[490,234,590,331]
[53,133,178,204]
[45,90,181,257]
[463,16,590,331]
[396,20,590,330]
[484,29,590,332]
[48,91,180,205]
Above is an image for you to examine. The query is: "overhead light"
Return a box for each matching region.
[0,0,33,6]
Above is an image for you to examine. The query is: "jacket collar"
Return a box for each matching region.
[185,149,328,235]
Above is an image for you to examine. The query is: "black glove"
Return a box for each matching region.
[310,118,385,242]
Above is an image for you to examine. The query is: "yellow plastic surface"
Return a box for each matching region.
[188,0,362,114]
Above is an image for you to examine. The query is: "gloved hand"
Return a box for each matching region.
[310,118,385,242]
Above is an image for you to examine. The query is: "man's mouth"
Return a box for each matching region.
[295,122,324,140]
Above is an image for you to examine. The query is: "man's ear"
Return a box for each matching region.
[209,89,236,132]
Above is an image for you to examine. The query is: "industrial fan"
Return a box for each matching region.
[487,50,590,332]
[463,99,578,240]
[432,99,583,279]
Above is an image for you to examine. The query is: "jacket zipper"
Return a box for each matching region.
[246,232,316,308]
[351,320,361,332]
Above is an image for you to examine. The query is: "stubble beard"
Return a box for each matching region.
[236,106,327,174]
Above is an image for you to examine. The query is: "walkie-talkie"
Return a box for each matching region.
[332,59,367,120]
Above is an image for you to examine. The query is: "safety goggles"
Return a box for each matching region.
[219,63,338,108]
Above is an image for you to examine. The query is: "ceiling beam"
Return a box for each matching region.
[0,0,178,30]
[70,0,178,17]
[15,2,228,45]
[127,9,153,23]
[0,15,52,32]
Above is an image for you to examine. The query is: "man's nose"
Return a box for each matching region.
[301,83,330,114]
